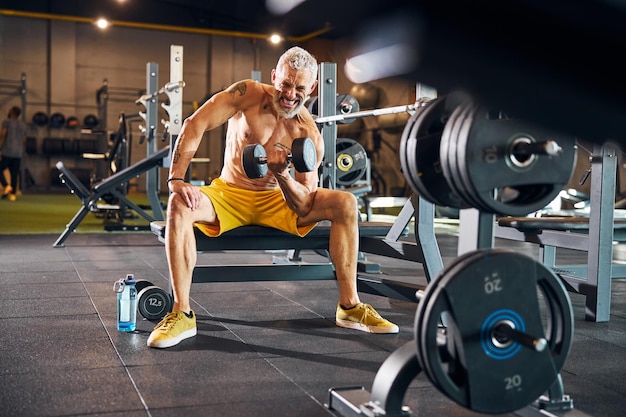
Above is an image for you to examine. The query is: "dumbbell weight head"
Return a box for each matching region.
[242,144,269,178]
[290,137,317,173]
[137,285,172,321]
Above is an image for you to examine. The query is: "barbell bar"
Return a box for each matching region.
[314,100,430,124]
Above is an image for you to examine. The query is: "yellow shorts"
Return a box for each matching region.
[195,177,317,237]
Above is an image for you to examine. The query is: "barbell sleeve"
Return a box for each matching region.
[494,323,548,352]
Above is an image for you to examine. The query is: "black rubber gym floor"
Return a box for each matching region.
[0,231,624,417]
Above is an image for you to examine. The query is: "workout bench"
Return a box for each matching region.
[150,195,444,303]
[54,146,170,247]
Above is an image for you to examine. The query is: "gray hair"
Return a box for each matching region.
[277,46,318,81]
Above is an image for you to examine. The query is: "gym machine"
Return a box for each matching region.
[53,46,184,247]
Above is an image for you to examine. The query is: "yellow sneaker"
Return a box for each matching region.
[336,302,399,334]
[2,185,13,199]
[147,310,197,348]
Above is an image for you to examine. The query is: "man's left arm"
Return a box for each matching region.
[270,130,323,217]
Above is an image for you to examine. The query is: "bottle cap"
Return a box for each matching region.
[125,274,136,285]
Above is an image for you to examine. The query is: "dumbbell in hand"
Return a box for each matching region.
[242,137,317,178]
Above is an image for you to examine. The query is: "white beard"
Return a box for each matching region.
[273,93,309,119]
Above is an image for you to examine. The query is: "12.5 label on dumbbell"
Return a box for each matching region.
[241,137,317,178]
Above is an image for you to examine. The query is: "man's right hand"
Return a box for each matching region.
[169,181,203,211]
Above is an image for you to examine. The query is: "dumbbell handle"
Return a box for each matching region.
[256,153,294,165]
[494,323,547,352]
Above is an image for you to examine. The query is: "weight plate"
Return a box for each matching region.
[410,95,470,208]
[399,107,424,197]
[32,111,49,127]
[291,137,317,172]
[440,101,483,210]
[242,144,267,178]
[336,94,360,124]
[457,108,577,216]
[138,285,172,321]
[414,252,486,381]
[336,138,368,186]
[404,98,442,204]
[415,249,573,414]
[453,104,490,212]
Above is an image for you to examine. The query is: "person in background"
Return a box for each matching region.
[0,106,27,201]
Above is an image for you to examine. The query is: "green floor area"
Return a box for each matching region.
[0,192,166,235]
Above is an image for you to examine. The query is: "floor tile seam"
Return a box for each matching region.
[64,255,155,416]
[1,362,130,377]
[257,286,329,319]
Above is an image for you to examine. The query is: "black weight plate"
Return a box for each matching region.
[242,144,267,178]
[453,104,491,212]
[32,111,49,127]
[416,249,573,414]
[410,96,470,208]
[83,114,99,128]
[305,96,318,116]
[336,138,368,186]
[138,285,172,321]
[458,110,577,216]
[49,112,66,128]
[336,94,360,124]
[404,99,440,202]
[399,107,425,197]
[414,249,487,385]
[440,102,483,210]
[291,137,317,172]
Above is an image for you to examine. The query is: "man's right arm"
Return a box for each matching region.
[168,80,255,181]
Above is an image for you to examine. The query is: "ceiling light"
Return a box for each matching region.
[269,33,282,44]
[95,18,110,29]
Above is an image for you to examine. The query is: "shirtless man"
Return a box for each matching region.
[147,46,398,349]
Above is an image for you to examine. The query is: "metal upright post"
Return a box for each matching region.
[318,62,338,188]
[586,143,617,322]
[144,62,163,220]
[163,45,184,170]
[20,72,26,123]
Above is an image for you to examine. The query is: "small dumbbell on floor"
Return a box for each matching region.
[135,279,172,321]
[241,137,317,178]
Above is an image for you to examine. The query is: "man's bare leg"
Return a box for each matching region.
[299,188,399,333]
[147,192,217,348]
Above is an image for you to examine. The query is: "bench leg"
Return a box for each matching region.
[53,206,91,247]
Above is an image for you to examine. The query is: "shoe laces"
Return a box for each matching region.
[156,311,183,330]
[359,303,382,324]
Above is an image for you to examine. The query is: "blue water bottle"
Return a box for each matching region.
[114,274,137,332]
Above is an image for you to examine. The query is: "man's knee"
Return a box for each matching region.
[167,193,189,220]
[337,191,359,221]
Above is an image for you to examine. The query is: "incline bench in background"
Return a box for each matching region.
[54,146,170,247]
